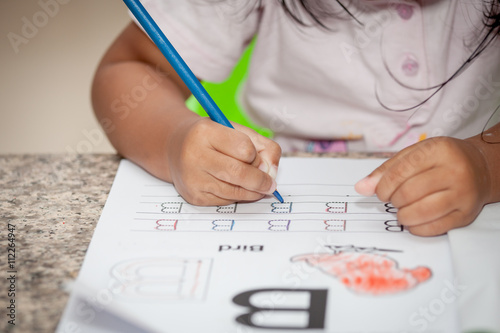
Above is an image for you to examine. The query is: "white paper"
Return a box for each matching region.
[57,158,465,333]
[448,203,500,332]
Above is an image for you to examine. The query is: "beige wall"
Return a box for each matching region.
[0,0,130,154]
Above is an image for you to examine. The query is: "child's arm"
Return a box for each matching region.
[92,22,281,206]
[355,123,500,236]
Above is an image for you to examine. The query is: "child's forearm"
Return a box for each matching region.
[93,62,197,181]
[466,122,500,204]
[92,23,197,182]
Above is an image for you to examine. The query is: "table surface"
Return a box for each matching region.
[1,153,394,333]
[1,154,121,333]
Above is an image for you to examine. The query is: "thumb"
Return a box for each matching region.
[354,143,422,197]
[233,122,281,180]
[354,163,388,197]
[354,172,383,196]
[256,148,280,180]
[354,149,410,197]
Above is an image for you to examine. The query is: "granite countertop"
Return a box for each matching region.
[0,153,390,333]
[0,154,121,333]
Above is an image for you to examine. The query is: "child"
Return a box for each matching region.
[92,0,500,236]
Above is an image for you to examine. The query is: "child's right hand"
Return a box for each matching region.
[92,22,281,206]
[165,116,282,206]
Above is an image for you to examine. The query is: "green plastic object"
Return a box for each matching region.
[185,41,272,138]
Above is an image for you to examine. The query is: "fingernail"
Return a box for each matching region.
[269,179,277,194]
[268,165,278,180]
[354,176,376,196]
[259,162,278,180]
[258,161,270,174]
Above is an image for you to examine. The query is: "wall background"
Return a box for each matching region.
[0,0,130,154]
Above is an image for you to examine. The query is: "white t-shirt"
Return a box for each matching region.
[133,0,500,152]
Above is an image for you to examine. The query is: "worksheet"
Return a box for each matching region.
[57,158,459,333]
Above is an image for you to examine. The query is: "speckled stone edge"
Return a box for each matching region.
[0,154,120,333]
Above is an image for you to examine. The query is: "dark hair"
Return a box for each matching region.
[277,0,500,36]
[276,1,500,70]
[275,0,500,112]
[480,1,500,55]
[276,0,362,27]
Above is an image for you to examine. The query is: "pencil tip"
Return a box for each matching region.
[273,190,284,203]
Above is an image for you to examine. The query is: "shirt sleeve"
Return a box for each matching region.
[130,0,260,82]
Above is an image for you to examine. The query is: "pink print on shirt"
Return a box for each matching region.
[307,140,348,153]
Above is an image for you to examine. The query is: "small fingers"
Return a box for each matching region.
[354,156,402,197]
[396,189,479,236]
[354,172,382,196]
[355,139,440,200]
[173,120,280,206]
[206,123,279,194]
[405,210,472,237]
[251,137,282,180]
[200,178,267,204]
[211,123,260,165]
[178,171,267,206]
[204,149,277,195]
[390,167,451,208]
[396,190,457,227]
[232,122,282,179]
[354,137,486,237]
[376,162,435,203]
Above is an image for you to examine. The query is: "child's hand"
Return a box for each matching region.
[166,117,281,206]
[355,137,491,236]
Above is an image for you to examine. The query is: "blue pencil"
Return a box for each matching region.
[123,0,284,203]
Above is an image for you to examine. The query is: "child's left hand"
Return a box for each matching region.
[355,137,492,236]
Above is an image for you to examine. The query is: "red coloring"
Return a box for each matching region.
[292,252,431,295]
